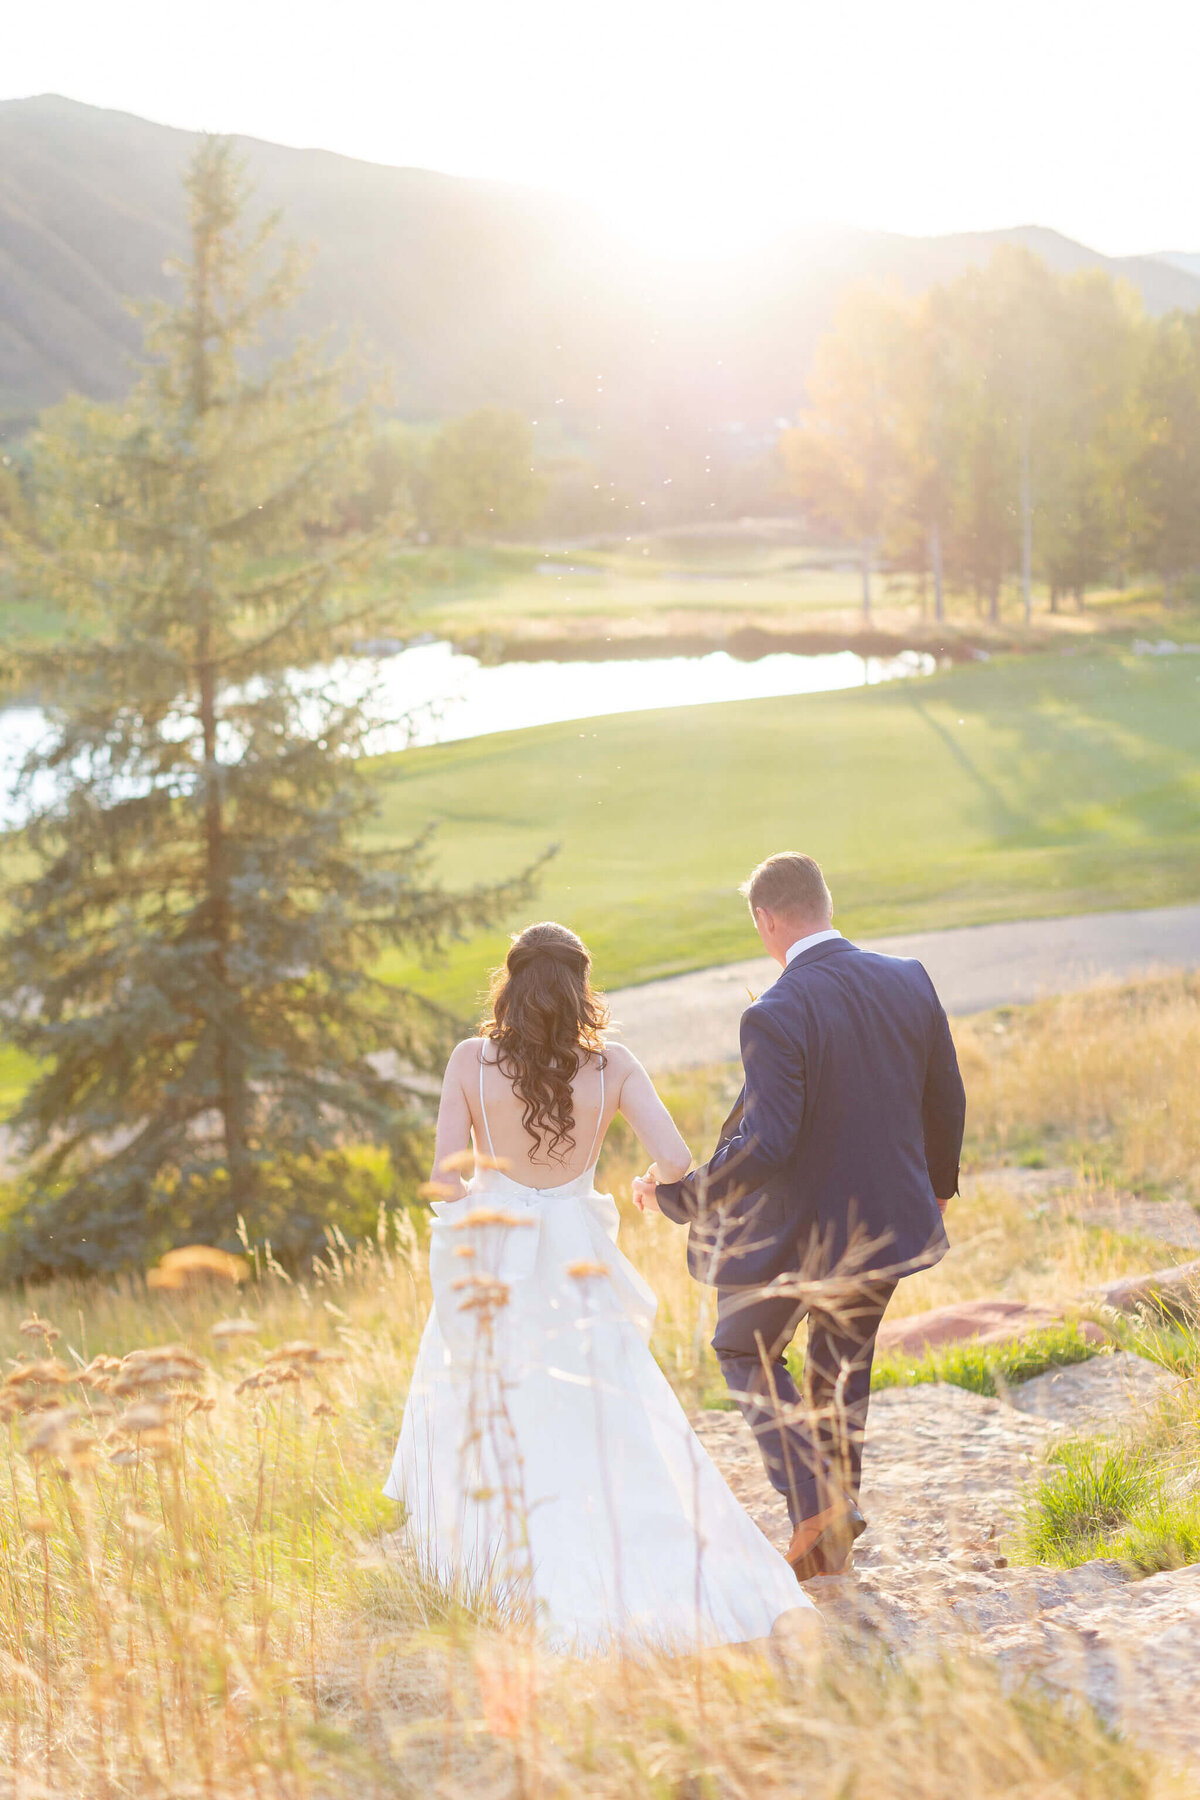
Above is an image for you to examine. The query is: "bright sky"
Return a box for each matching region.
[6,0,1199,260]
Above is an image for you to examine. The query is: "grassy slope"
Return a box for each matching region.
[369,646,1200,1013]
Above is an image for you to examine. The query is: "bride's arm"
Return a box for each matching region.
[427,1040,475,1201]
[613,1048,692,1183]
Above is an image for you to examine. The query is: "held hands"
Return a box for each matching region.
[632,1164,662,1214]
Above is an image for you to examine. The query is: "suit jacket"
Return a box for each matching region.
[655,938,965,1286]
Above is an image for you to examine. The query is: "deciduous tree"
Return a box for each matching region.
[780,289,908,621]
[1130,311,1200,596]
[425,407,543,543]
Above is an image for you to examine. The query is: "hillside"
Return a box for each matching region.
[4,93,1200,436]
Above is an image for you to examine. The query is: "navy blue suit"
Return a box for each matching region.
[656,936,965,1524]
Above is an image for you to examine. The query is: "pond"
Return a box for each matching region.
[0,639,936,823]
[308,638,937,753]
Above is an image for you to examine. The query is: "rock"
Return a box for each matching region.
[695,1384,1063,1654]
[983,1563,1200,1767]
[1093,1257,1200,1319]
[1007,1350,1178,1431]
[694,1382,1200,1773]
[876,1298,1106,1356]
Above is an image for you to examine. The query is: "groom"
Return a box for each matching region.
[634,853,965,1581]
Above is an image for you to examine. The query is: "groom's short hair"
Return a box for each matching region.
[741,852,832,922]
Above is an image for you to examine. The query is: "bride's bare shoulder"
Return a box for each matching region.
[444,1037,485,1081]
[598,1040,642,1081]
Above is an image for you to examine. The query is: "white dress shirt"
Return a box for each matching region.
[784,928,843,966]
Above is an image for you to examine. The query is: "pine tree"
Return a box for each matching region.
[0,140,538,1277]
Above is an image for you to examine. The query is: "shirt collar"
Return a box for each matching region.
[784,927,843,966]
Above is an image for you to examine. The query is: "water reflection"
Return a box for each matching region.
[0,640,936,825]
[340,639,937,753]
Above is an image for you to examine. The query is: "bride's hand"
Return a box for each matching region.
[632,1166,661,1213]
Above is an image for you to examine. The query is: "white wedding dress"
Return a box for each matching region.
[384,1050,810,1654]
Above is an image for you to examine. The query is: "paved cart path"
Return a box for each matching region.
[608,901,1200,1070]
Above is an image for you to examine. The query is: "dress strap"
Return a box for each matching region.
[477,1043,498,1159]
[583,1055,605,1167]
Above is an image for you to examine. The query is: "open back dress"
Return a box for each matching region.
[384,1043,810,1653]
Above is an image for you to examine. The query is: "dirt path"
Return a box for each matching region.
[608,902,1200,1070]
[695,1355,1200,1774]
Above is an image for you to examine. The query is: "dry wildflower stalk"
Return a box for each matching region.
[19,1315,61,1351]
[0,980,1191,1797]
[210,1318,260,1343]
[450,1208,534,1231]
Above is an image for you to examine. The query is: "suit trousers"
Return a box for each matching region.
[711,1276,896,1525]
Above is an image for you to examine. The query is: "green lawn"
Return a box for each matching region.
[0,540,901,672]
[8,529,1199,664]
[353,536,1200,649]
[360,540,897,643]
[368,646,1200,1014]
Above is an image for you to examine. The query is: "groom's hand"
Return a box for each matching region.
[632,1166,661,1213]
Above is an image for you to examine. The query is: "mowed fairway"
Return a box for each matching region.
[368,648,1200,1013]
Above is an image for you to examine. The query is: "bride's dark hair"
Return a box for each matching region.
[481,921,609,1161]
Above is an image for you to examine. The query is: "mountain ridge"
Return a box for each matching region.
[3,94,1200,435]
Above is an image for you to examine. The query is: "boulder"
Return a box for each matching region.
[1006,1350,1177,1430]
[877,1299,1107,1357]
[1092,1257,1200,1319]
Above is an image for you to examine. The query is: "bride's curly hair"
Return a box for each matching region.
[481,922,609,1162]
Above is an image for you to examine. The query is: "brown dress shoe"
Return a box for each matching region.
[785,1504,867,1582]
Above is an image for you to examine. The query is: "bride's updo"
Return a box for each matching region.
[482,922,609,1162]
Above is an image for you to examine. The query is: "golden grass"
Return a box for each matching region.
[0,975,1196,1794]
[0,1243,1188,1798]
[955,972,1200,1196]
[594,975,1200,1357]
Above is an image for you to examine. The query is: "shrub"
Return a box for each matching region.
[0,1139,433,1282]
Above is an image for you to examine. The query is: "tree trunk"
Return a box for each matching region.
[988,580,1000,624]
[860,542,871,623]
[189,189,252,1218]
[1074,585,1085,613]
[929,519,944,625]
[1049,586,1060,614]
[197,637,251,1210]
[1019,426,1033,626]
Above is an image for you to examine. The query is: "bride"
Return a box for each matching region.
[384,920,811,1652]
